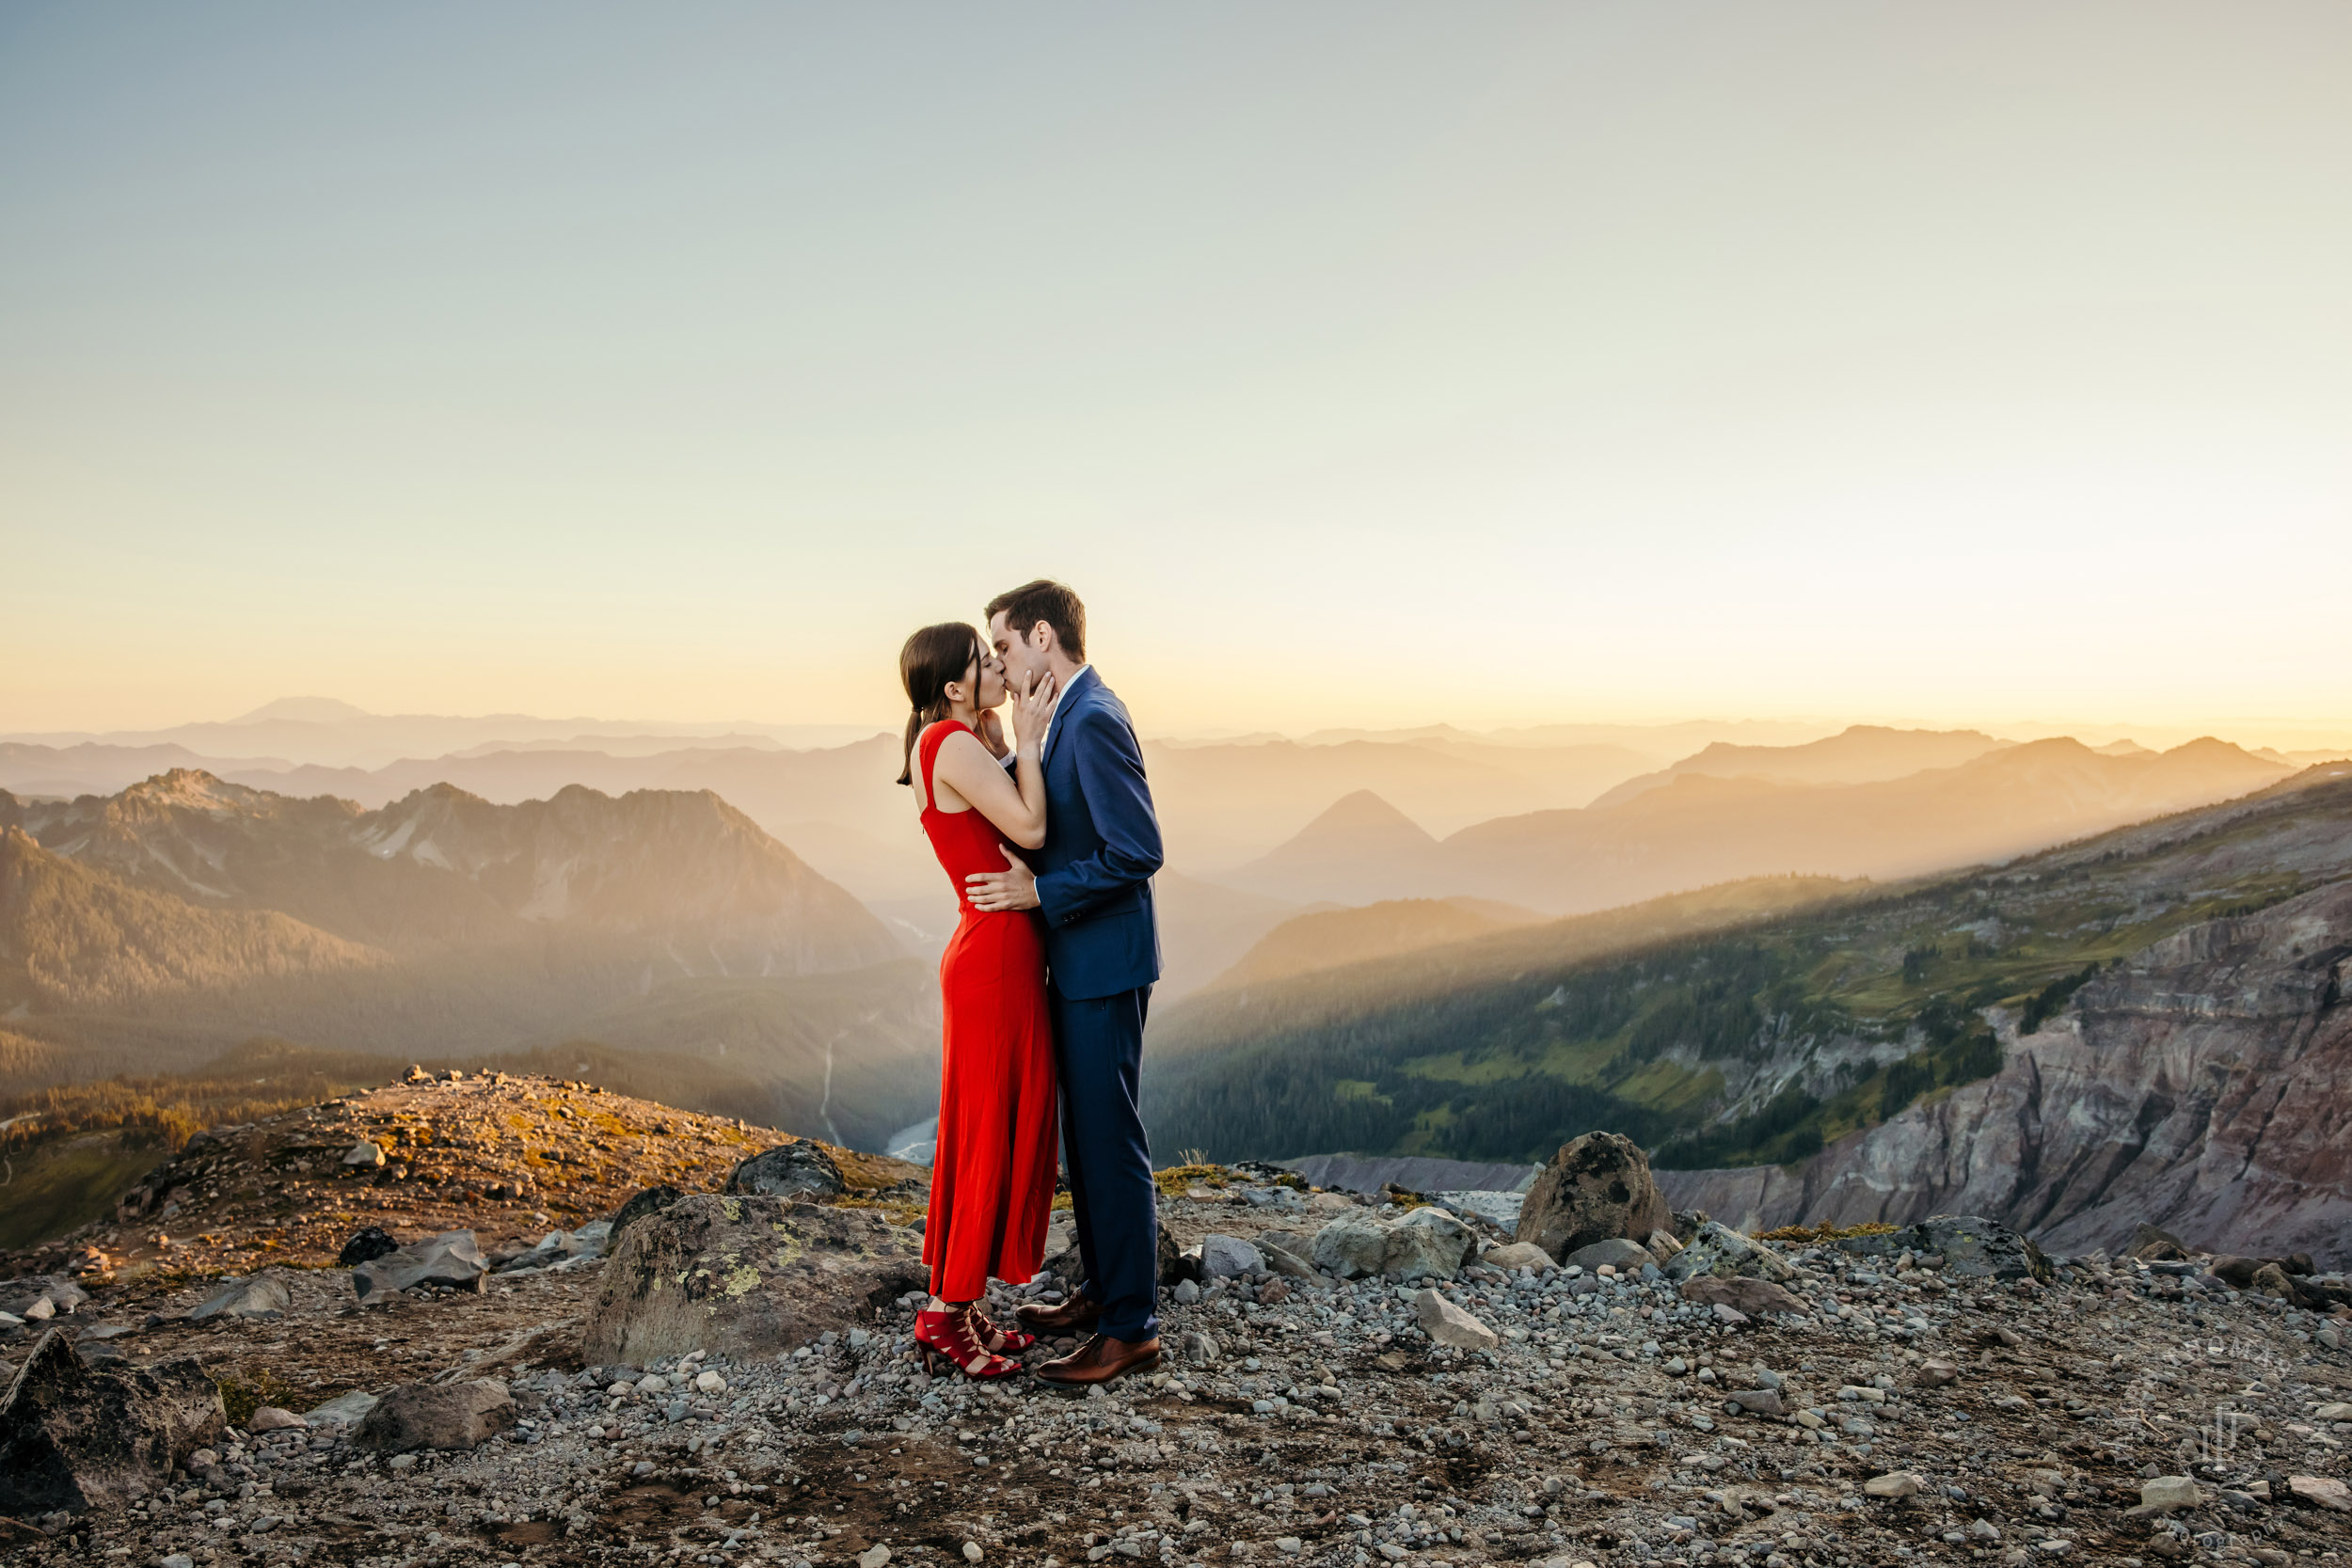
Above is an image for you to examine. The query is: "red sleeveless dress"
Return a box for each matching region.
[915,721,1058,1301]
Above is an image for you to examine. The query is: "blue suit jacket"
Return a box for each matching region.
[1029,667,1164,1001]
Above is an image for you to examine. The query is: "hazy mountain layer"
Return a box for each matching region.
[1222,789,1442,904]
[1143,765,2352,1177]
[1225,735,2293,911]
[1588,723,2011,807]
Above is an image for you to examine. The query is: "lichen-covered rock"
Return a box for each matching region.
[0,1329,223,1514]
[1307,1209,1477,1282]
[609,1185,685,1240]
[723,1141,844,1199]
[1661,1221,1797,1285]
[353,1381,515,1452]
[1384,1207,1476,1282]
[1516,1132,1671,1259]
[1311,1216,1391,1280]
[1836,1215,2052,1283]
[580,1194,924,1365]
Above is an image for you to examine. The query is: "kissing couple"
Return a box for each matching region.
[896,579,1165,1388]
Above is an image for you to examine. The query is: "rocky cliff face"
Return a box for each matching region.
[1660,879,2352,1265]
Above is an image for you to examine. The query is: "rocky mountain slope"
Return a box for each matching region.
[4,1083,2349,1563]
[1660,840,2352,1263]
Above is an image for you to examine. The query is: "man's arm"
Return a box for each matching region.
[1032,705,1162,924]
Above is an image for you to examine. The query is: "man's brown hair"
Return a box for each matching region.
[985,578,1086,662]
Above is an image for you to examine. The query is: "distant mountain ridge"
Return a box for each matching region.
[0,771,934,1145]
[1223,735,2290,913]
[5,768,898,974]
[1589,724,2011,807]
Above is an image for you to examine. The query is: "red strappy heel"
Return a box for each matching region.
[967,1305,1037,1354]
[914,1307,1023,1379]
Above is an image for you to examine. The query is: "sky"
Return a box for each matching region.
[5,3,2351,741]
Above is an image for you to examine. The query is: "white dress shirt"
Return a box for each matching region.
[1039,663,1089,754]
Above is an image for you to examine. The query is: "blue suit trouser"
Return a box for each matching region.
[1048,979,1158,1343]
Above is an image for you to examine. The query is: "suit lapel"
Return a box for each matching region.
[1042,667,1096,774]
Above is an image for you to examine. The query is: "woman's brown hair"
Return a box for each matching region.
[898,621,986,786]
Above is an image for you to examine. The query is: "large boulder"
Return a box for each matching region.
[1661,1221,1797,1285]
[723,1142,844,1200]
[0,1329,224,1513]
[580,1194,924,1365]
[1311,1216,1391,1280]
[1515,1132,1671,1259]
[353,1230,488,1299]
[611,1185,685,1241]
[353,1381,515,1452]
[189,1273,293,1323]
[1307,1209,1475,1282]
[1198,1235,1263,1278]
[1834,1214,2052,1283]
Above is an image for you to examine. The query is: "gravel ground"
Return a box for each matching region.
[8,1170,2352,1568]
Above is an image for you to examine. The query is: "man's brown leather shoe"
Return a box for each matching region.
[1015,1294,1102,1335]
[1034,1331,1161,1389]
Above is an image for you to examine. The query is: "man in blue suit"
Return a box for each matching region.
[965,578,1166,1387]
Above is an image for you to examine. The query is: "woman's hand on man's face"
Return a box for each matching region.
[1010,670,1057,753]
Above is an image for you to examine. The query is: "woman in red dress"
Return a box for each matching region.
[897,622,1061,1380]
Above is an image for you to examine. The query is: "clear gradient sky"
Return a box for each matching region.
[5,4,2350,739]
